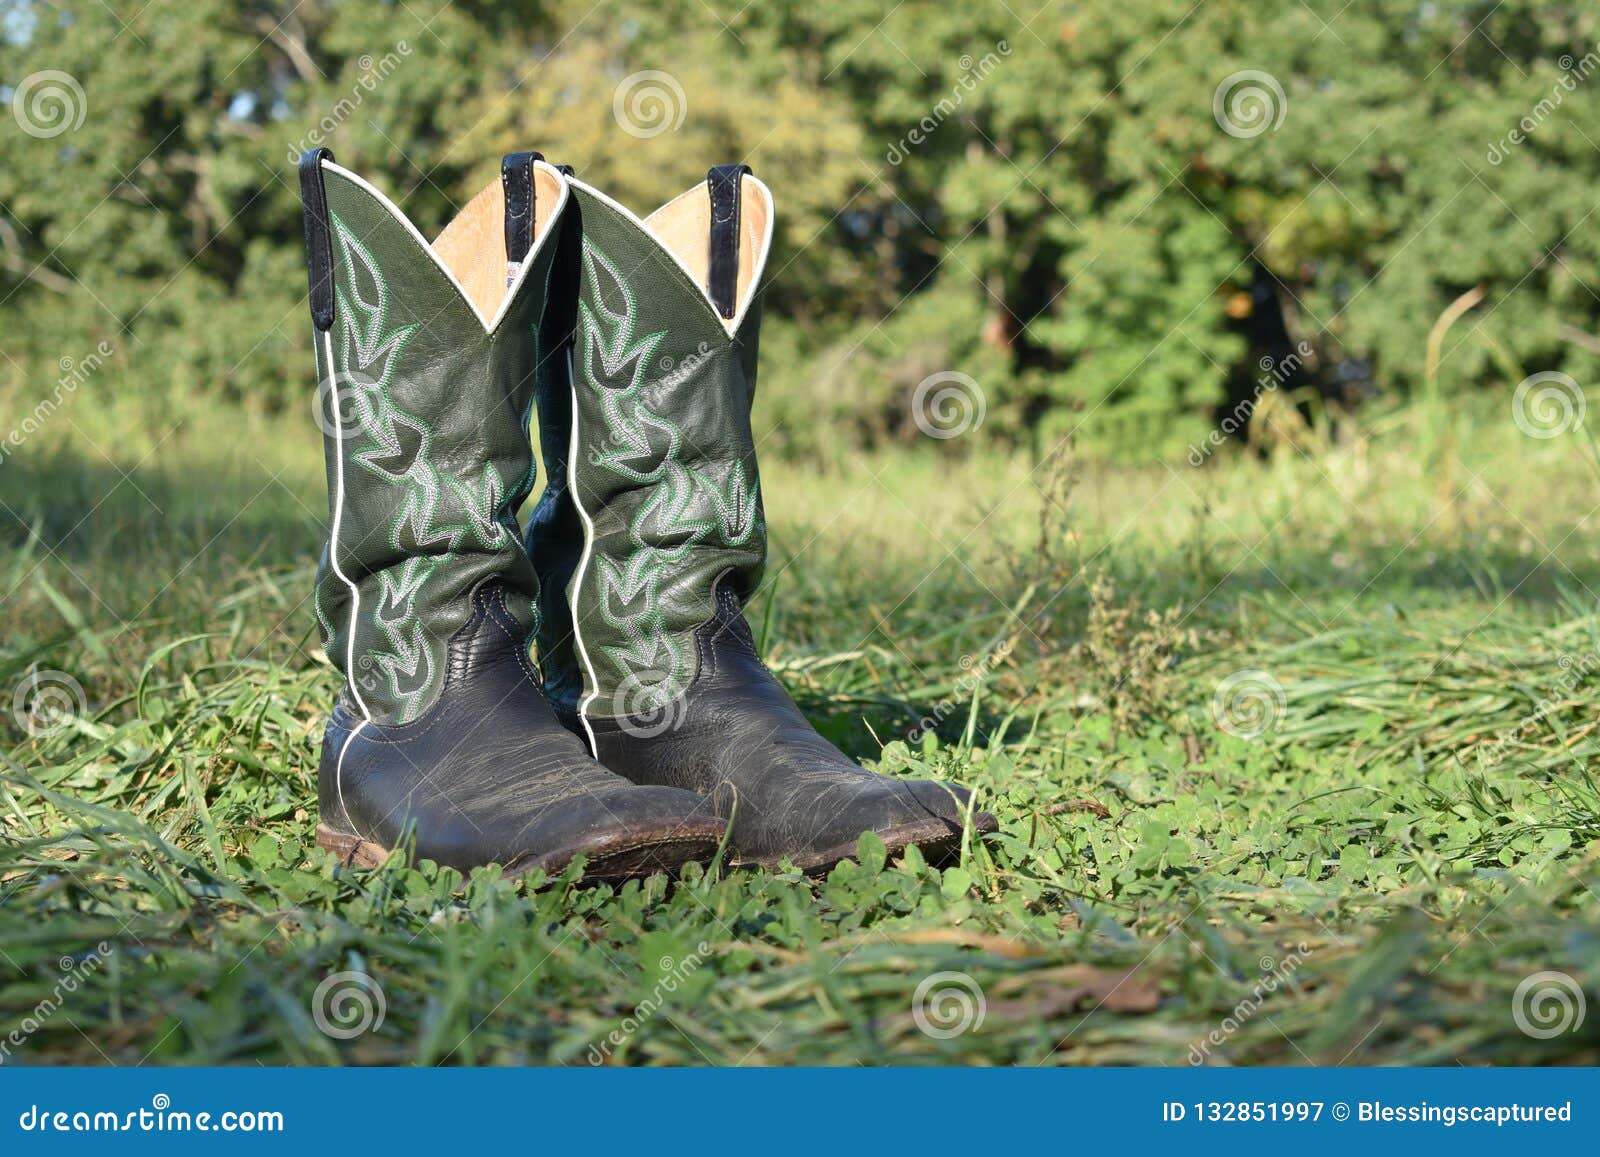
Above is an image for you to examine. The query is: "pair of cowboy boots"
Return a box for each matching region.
[300,149,996,883]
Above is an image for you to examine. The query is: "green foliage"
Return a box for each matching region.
[7,1,1600,456]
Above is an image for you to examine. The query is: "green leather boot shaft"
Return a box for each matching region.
[542,182,767,722]
[312,163,563,724]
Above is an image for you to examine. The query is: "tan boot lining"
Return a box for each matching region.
[645,175,770,323]
[432,167,562,320]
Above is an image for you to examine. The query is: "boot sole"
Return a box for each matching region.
[729,813,999,875]
[314,821,725,885]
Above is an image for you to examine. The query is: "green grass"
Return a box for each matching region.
[1,393,1598,1065]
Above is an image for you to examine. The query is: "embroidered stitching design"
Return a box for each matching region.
[322,212,521,722]
[575,240,761,712]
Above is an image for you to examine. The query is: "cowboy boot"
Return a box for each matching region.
[299,149,724,882]
[524,163,998,872]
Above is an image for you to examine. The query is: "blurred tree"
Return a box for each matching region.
[3,0,1598,460]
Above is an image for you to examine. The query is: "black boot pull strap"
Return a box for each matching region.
[502,151,542,283]
[298,148,336,333]
[555,163,575,177]
[707,163,752,320]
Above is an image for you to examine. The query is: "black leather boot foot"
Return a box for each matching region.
[580,587,997,874]
[318,584,726,884]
